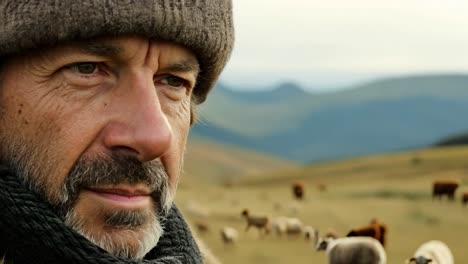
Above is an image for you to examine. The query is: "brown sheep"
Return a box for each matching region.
[292,181,305,200]
[346,222,387,247]
[241,209,270,235]
[432,180,459,201]
[462,192,468,206]
[194,220,210,234]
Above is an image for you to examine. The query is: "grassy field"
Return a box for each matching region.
[176,145,468,264]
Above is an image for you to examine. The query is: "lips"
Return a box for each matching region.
[89,187,151,197]
[84,185,152,208]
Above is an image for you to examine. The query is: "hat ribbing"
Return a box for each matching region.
[0,1,234,104]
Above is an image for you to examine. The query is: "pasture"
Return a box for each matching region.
[177,145,468,264]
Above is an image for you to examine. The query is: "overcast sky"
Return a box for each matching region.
[219,0,468,91]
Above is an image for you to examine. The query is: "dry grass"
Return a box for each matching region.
[177,146,468,264]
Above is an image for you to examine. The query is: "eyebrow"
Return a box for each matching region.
[76,42,200,76]
[79,42,123,58]
[160,59,200,77]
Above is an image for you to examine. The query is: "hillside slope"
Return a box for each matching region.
[181,137,297,186]
[177,145,468,264]
[194,74,468,162]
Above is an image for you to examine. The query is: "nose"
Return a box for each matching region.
[101,70,172,162]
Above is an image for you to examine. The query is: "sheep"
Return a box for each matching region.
[271,216,288,237]
[346,222,387,247]
[285,217,304,236]
[407,240,454,264]
[304,225,318,242]
[432,180,459,201]
[194,220,210,234]
[220,226,239,245]
[292,181,305,200]
[316,236,387,264]
[241,209,270,235]
[270,216,304,238]
[462,191,468,206]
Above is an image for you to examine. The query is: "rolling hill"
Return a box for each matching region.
[192,74,468,162]
[176,145,468,264]
[181,137,297,186]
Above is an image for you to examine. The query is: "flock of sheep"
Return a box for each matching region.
[203,180,460,264]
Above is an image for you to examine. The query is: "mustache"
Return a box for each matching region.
[57,153,170,217]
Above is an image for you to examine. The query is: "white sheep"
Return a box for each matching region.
[304,225,318,242]
[285,217,304,236]
[271,216,288,237]
[407,240,454,264]
[220,226,239,245]
[316,236,387,264]
[271,216,304,237]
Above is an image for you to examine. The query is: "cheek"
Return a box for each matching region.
[162,99,191,186]
[1,75,102,201]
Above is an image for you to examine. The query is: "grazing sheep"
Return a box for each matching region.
[271,216,305,238]
[316,236,386,264]
[194,220,210,234]
[432,180,459,201]
[241,209,270,235]
[304,226,318,242]
[347,222,387,247]
[462,192,468,206]
[407,240,454,264]
[285,217,304,236]
[271,216,288,237]
[220,226,239,245]
[292,181,305,200]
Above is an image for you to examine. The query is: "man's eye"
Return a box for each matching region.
[69,63,98,74]
[160,76,185,88]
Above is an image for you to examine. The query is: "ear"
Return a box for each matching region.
[427,259,433,263]
[407,257,416,263]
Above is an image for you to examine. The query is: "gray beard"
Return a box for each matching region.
[1,142,175,259]
[64,207,164,259]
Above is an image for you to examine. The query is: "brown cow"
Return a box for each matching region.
[346,222,387,247]
[462,192,468,206]
[432,180,459,201]
[292,181,305,200]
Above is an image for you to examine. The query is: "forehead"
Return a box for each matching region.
[22,35,199,68]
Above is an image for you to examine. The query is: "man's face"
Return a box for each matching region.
[0,36,199,258]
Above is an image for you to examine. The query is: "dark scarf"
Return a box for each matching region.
[0,164,202,264]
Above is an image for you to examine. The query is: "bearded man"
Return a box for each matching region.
[0,1,234,263]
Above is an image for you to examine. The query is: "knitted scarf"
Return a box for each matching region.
[0,164,202,264]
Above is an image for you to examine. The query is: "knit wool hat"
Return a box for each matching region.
[0,1,234,104]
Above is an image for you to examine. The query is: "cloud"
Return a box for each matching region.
[227,0,468,76]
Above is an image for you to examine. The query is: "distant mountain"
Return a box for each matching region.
[192,74,468,163]
[435,132,468,147]
[216,81,308,104]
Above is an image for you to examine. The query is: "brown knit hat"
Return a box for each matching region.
[0,1,234,104]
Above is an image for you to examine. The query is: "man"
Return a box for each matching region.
[0,1,233,263]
